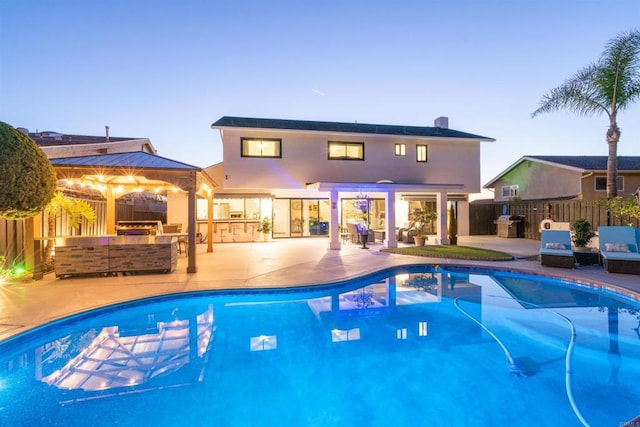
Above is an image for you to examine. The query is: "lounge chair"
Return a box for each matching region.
[539,230,574,269]
[598,226,640,274]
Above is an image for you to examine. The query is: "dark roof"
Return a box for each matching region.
[527,155,640,171]
[50,151,200,171]
[211,116,494,140]
[28,131,140,147]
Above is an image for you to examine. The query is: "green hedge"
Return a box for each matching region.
[0,122,56,220]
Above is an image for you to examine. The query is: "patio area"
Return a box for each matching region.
[2,235,640,342]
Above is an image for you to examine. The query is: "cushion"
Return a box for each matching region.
[605,243,631,253]
[545,242,567,250]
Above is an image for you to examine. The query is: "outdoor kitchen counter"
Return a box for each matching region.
[54,235,178,278]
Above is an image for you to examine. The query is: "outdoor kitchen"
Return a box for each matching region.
[53,221,180,278]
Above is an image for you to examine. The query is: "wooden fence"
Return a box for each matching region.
[470,200,640,240]
[1,197,166,274]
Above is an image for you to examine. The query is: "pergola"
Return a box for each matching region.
[50,151,218,274]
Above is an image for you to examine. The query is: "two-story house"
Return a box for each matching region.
[208,116,494,248]
[483,155,640,202]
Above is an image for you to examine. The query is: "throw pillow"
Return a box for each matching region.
[545,242,566,250]
[604,243,631,253]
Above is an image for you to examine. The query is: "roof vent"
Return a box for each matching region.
[105,125,110,142]
[434,116,449,128]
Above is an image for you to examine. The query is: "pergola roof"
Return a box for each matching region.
[50,151,200,171]
[50,151,217,194]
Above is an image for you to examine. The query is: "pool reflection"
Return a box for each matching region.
[1,268,639,426]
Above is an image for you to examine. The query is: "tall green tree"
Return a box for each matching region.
[532,29,640,199]
[0,122,57,219]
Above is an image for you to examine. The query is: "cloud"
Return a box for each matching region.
[311,88,325,96]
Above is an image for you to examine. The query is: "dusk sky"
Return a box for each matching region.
[1,1,639,198]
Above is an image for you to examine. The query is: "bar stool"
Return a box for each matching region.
[177,236,187,255]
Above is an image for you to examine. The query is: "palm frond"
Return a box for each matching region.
[532,29,640,118]
[531,64,608,118]
[600,29,640,112]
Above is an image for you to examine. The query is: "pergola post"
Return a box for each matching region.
[106,186,116,235]
[207,191,213,253]
[187,172,197,273]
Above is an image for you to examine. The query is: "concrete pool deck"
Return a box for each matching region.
[1,235,639,341]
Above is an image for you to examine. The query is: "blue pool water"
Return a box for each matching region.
[1,266,639,426]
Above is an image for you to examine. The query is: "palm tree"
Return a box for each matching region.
[532,29,640,199]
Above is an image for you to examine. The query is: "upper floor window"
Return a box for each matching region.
[501,185,519,198]
[395,143,406,156]
[416,145,428,162]
[328,141,364,160]
[241,138,282,158]
[595,176,624,191]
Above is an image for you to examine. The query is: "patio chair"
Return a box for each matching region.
[346,223,375,245]
[598,226,640,274]
[346,223,359,244]
[539,230,574,269]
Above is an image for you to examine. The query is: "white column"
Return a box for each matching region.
[329,189,341,250]
[458,201,469,236]
[384,190,398,248]
[436,192,449,244]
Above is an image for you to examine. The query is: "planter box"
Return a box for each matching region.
[573,250,601,266]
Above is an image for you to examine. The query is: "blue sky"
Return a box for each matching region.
[1,0,639,197]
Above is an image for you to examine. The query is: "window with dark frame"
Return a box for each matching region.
[595,176,624,191]
[395,143,406,156]
[241,138,282,158]
[416,144,428,162]
[328,141,364,160]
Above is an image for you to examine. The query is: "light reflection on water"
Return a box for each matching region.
[1,266,638,426]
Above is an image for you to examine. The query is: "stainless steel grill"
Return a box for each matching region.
[494,215,523,238]
[115,220,164,236]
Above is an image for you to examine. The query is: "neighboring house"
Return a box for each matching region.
[209,116,494,248]
[21,127,156,158]
[484,156,640,202]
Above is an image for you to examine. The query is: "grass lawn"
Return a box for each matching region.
[381,245,513,261]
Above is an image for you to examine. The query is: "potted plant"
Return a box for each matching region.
[448,205,458,245]
[258,217,272,241]
[408,208,437,246]
[572,218,595,250]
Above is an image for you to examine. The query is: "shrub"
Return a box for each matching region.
[572,218,595,247]
[0,122,56,219]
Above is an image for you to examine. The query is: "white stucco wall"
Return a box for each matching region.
[219,128,482,193]
[167,191,189,230]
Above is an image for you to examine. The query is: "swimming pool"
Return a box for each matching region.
[1,266,638,426]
